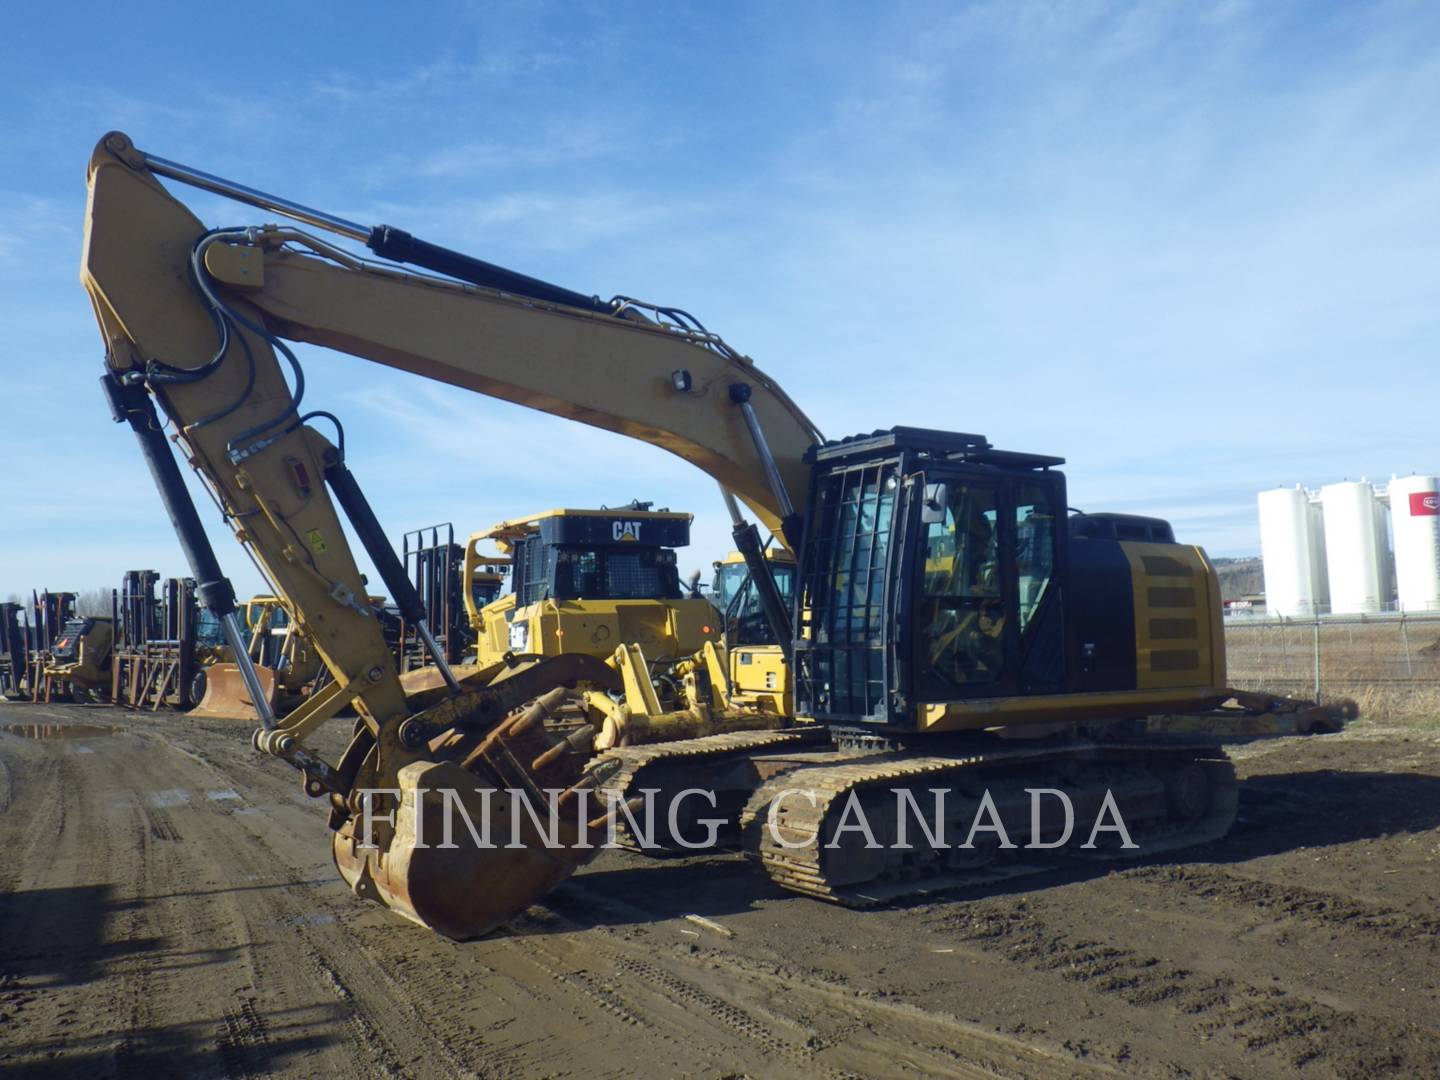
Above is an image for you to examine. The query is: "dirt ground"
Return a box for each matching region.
[1,703,1437,1079]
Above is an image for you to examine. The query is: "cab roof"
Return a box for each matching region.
[808,426,1064,471]
[477,506,691,539]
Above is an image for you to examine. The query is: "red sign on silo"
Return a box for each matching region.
[1410,492,1440,516]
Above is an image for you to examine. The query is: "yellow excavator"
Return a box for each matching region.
[81,133,1350,939]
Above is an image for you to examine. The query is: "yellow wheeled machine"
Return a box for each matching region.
[81,133,1352,939]
[710,546,796,716]
[33,613,114,703]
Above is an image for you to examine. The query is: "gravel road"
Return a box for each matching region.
[1,702,1437,1078]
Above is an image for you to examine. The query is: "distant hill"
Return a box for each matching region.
[1212,557,1263,602]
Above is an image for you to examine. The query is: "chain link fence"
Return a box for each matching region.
[1224,614,1440,720]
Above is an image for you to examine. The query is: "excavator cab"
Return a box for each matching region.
[794,428,1224,733]
[908,465,1065,701]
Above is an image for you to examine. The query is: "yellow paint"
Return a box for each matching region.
[727,643,790,716]
[917,684,1227,732]
[1121,541,1224,691]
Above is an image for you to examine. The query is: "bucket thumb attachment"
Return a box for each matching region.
[332,686,605,939]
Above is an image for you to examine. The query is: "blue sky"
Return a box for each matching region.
[1,0,1437,600]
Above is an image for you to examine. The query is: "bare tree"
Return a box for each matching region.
[74,588,114,618]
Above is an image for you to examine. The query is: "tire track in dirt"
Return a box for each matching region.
[108,728,321,1079]
[499,916,883,1079]
[218,995,273,1080]
[931,897,1438,1076]
[9,705,1440,1078]
[96,714,1147,1076]
[0,738,66,1056]
[141,715,523,1078]
[656,938,1104,1080]
[0,723,174,1075]
[121,723,485,1080]
[2,713,364,1077]
[1118,864,1440,942]
[525,888,1103,1079]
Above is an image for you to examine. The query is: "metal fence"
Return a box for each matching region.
[1224,613,1440,702]
[1225,602,1440,619]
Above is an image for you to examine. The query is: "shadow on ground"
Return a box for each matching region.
[0,884,344,1076]
[0,1007,345,1079]
[511,767,1440,935]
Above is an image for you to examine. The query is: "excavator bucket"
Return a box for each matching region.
[189,663,278,721]
[333,760,600,939]
[332,685,607,939]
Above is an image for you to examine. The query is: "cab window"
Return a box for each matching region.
[918,483,1003,686]
[723,562,796,646]
[1014,482,1056,633]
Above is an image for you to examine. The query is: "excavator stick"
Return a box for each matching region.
[189,663,279,721]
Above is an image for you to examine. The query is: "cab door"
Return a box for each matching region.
[910,477,1017,701]
[909,472,1065,702]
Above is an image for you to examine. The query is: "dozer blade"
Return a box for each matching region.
[189,663,278,721]
[331,686,604,939]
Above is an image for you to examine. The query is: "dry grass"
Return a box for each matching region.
[1225,618,1440,729]
[1347,685,1440,729]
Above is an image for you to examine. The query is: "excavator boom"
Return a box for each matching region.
[80,132,818,936]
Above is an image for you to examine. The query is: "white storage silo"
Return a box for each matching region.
[1389,474,1440,612]
[1321,481,1387,614]
[1258,486,1327,616]
[1374,489,1393,605]
[1309,498,1329,610]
